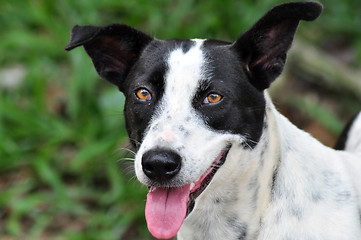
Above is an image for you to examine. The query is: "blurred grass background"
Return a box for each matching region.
[0,0,360,239]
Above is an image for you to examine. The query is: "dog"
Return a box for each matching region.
[65,1,361,239]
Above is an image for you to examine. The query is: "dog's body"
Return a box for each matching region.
[66,1,361,239]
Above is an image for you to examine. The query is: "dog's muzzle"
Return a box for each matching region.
[142,145,231,239]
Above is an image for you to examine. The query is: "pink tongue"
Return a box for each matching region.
[145,184,190,239]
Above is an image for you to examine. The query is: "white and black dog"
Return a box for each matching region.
[66,1,361,239]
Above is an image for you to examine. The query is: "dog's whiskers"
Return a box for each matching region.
[119,147,136,156]
[126,167,137,177]
[118,157,135,162]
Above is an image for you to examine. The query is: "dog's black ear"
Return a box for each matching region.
[65,24,152,91]
[232,1,323,90]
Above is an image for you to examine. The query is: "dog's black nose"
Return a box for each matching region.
[142,149,181,182]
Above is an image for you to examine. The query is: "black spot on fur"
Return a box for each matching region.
[237,224,248,240]
[248,173,260,207]
[214,198,221,204]
[310,191,324,203]
[152,123,159,131]
[258,138,268,167]
[177,125,190,137]
[176,146,185,152]
[288,205,303,220]
[263,120,268,130]
[227,216,248,240]
[271,168,278,192]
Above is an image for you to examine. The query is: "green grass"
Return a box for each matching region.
[0,0,360,239]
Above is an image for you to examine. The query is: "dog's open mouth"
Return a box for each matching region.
[145,145,231,239]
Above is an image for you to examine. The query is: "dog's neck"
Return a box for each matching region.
[179,93,282,240]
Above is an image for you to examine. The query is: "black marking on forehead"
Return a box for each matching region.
[123,38,197,148]
[193,39,266,148]
[125,41,167,92]
[126,38,196,90]
[196,39,233,89]
[158,38,196,54]
[203,38,232,47]
[173,39,196,53]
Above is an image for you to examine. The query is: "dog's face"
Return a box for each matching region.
[66,2,322,239]
[126,38,266,182]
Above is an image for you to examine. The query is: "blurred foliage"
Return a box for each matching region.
[0,0,360,239]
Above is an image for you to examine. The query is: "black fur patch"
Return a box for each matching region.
[227,216,248,240]
[123,39,195,147]
[192,39,266,148]
[334,114,358,150]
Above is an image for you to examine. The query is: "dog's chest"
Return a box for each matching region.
[179,201,248,240]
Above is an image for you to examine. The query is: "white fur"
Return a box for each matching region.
[258,96,361,239]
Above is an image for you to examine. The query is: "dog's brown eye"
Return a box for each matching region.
[204,93,222,104]
[136,88,152,101]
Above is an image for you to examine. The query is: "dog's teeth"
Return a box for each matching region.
[190,183,195,190]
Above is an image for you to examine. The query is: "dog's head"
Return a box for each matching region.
[66,1,322,239]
